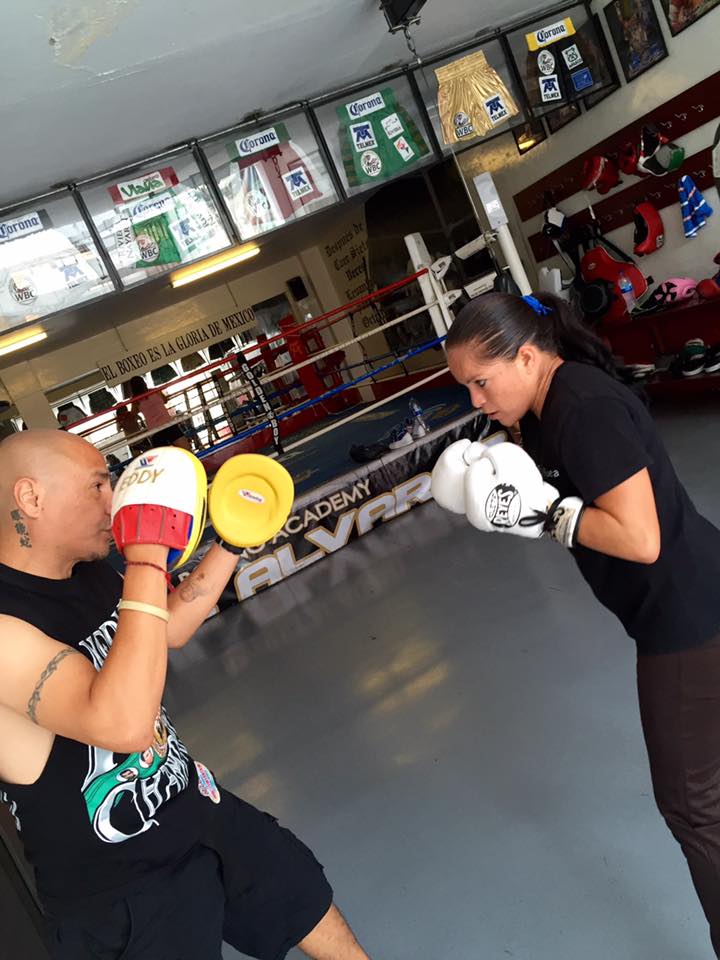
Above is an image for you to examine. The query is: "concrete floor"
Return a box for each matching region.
[164,399,720,960]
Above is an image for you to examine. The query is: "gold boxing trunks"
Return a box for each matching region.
[435,50,519,145]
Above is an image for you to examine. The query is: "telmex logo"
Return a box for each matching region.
[236,127,281,157]
[346,92,385,118]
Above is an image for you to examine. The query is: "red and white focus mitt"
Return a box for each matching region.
[111,447,207,569]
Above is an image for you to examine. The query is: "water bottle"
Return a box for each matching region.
[618,272,636,314]
[408,397,428,438]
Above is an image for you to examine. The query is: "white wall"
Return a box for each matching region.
[458,1,720,289]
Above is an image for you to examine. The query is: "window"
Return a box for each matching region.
[506,6,616,116]
[202,111,339,240]
[0,192,114,332]
[313,76,436,197]
[79,151,231,287]
[419,40,526,153]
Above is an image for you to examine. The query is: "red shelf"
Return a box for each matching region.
[605,299,720,399]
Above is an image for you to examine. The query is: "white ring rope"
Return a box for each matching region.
[100,298,445,457]
[281,367,449,453]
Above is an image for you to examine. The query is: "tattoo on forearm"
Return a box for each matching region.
[10,509,31,548]
[27,649,81,723]
[177,571,208,604]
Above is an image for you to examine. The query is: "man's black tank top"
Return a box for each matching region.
[0,560,219,914]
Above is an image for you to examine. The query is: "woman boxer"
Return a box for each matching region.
[432,291,720,955]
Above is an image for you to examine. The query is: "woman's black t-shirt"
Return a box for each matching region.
[521,362,720,655]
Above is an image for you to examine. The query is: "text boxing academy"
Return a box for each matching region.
[229,474,433,600]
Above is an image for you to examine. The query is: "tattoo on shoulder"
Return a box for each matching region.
[177,571,208,604]
[27,648,81,724]
[10,509,31,549]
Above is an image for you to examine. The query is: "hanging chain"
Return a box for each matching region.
[402,22,422,66]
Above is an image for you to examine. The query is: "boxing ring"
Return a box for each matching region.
[69,233,503,609]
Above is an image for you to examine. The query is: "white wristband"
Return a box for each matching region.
[118,599,170,623]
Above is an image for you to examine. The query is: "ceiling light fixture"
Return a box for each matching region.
[170,244,261,289]
[0,327,47,358]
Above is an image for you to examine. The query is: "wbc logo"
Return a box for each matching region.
[454,112,474,138]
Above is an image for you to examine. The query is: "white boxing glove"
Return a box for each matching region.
[431,439,487,514]
[464,442,559,539]
[464,442,585,546]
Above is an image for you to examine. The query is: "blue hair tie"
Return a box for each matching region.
[522,294,552,317]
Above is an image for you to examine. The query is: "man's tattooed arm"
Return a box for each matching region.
[176,570,210,604]
[167,547,238,648]
[26,648,81,724]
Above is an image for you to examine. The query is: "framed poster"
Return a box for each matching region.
[545,102,581,133]
[583,13,621,110]
[659,0,720,35]
[604,0,668,83]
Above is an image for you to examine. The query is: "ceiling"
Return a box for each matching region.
[0,0,542,208]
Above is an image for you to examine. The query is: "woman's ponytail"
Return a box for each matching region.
[447,292,619,380]
[533,293,620,379]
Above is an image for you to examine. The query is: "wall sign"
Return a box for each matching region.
[97,306,256,385]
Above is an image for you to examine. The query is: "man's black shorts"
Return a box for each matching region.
[47,789,333,960]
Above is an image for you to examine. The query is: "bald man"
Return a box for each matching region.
[0,431,369,960]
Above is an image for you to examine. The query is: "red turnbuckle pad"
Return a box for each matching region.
[112,504,193,553]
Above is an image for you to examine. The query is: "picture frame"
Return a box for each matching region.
[513,117,547,155]
[545,102,581,133]
[583,12,621,109]
[604,0,668,83]
[658,0,720,36]
[505,5,618,116]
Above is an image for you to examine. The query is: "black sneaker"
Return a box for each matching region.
[705,343,720,375]
[681,339,707,377]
